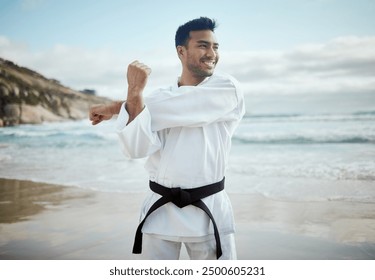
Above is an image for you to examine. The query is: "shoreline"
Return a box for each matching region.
[0,178,374,260]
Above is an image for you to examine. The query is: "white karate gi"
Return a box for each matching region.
[116,73,245,259]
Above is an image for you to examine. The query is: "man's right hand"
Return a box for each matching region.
[127,60,152,95]
[125,61,151,124]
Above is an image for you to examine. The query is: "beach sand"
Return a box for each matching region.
[0,178,374,260]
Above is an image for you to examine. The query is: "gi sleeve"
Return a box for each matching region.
[116,103,161,159]
[145,74,245,131]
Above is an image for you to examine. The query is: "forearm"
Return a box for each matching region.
[125,87,145,124]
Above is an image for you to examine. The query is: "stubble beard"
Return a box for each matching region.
[187,59,217,79]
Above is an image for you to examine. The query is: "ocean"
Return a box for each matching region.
[1,93,375,203]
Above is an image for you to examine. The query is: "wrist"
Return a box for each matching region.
[127,85,145,97]
[109,101,123,115]
[125,97,144,124]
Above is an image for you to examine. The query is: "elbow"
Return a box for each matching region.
[117,131,160,159]
[121,144,149,159]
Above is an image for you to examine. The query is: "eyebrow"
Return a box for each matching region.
[196,40,219,46]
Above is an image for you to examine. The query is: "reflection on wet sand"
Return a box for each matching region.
[0,178,90,223]
[0,178,141,260]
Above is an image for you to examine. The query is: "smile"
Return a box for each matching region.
[202,60,216,68]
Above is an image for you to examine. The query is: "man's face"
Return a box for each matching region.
[182,30,219,79]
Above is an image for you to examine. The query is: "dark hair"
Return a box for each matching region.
[175,17,217,47]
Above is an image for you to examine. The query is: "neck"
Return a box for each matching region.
[178,72,207,87]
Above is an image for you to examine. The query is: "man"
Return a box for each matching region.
[89,17,245,260]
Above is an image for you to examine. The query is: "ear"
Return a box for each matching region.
[176,45,185,59]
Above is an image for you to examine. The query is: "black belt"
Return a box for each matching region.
[132,178,225,259]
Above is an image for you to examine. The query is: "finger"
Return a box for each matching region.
[138,62,151,71]
[89,112,98,121]
[89,106,100,118]
[130,61,151,72]
[92,119,101,125]
[144,67,152,75]
[130,60,140,67]
[138,64,152,76]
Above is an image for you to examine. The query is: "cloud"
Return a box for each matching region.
[0,35,181,99]
[286,36,375,77]
[1,35,375,99]
[220,36,375,95]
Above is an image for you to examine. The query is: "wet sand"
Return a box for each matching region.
[0,178,374,260]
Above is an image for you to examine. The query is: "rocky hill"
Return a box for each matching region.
[0,58,112,126]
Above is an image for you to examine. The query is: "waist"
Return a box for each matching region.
[149,177,225,208]
[147,175,227,188]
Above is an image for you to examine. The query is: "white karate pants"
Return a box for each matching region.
[140,233,237,260]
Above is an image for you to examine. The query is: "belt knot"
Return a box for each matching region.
[170,187,192,208]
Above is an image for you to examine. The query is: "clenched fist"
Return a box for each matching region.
[89,102,122,125]
[125,60,151,123]
[127,60,152,95]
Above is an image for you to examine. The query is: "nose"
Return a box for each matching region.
[206,46,217,59]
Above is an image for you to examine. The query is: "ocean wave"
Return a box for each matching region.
[0,120,119,143]
[0,154,12,162]
[326,196,375,203]
[233,134,375,144]
[229,161,375,181]
[244,110,375,123]
[0,129,117,141]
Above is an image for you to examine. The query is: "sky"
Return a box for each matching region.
[0,0,375,102]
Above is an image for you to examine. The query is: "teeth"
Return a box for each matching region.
[203,61,215,67]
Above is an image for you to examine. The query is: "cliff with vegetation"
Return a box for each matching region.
[0,58,111,126]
